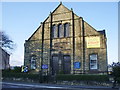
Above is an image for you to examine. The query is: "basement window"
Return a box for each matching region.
[89,54,98,70]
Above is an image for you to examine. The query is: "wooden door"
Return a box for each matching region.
[63,55,71,74]
[52,56,59,74]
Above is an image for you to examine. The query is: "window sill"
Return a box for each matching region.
[52,37,71,39]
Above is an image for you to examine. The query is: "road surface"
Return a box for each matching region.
[1,82,119,90]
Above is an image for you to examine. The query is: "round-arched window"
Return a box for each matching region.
[58,24,63,38]
[52,25,57,38]
[64,23,70,37]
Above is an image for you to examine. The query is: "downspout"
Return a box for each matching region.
[41,22,45,74]
[82,18,85,74]
[50,12,53,75]
[39,22,45,83]
[71,8,75,74]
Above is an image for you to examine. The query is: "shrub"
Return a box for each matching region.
[12,67,21,73]
[2,67,21,73]
[111,62,120,83]
[56,74,109,82]
[2,71,39,81]
[117,77,120,83]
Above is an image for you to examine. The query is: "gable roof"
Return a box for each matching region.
[28,25,41,41]
[27,2,102,41]
[28,2,76,41]
[52,2,71,14]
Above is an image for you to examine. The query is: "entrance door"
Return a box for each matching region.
[52,56,59,74]
[63,55,71,74]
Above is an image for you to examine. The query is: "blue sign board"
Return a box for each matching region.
[74,62,80,69]
[42,64,48,69]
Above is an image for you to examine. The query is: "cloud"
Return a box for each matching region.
[10,54,24,66]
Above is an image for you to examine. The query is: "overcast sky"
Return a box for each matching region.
[1,2,118,66]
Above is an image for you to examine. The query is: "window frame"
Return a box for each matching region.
[52,23,70,39]
[64,23,70,37]
[52,24,57,38]
[58,24,62,38]
[89,53,98,70]
[30,56,36,70]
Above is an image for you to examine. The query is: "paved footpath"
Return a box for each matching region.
[1,81,120,90]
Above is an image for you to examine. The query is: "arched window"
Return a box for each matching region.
[52,25,57,38]
[58,24,63,38]
[64,23,70,37]
[30,56,36,70]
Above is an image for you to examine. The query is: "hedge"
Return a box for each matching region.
[2,71,39,80]
[56,74,109,82]
[2,70,109,82]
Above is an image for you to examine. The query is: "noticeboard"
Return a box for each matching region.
[42,64,48,69]
[74,62,80,69]
[86,36,100,48]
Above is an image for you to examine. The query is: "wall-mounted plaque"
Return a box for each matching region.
[86,36,100,48]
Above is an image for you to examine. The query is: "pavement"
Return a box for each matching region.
[1,81,120,90]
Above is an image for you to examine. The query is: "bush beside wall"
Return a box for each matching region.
[56,74,109,82]
[2,70,109,82]
[2,70,39,81]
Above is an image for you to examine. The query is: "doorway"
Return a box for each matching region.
[52,54,71,74]
[63,55,71,74]
[52,56,59,74]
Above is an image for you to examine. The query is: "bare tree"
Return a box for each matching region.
[0,31,15,50]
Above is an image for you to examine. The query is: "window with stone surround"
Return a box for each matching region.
[52,23,70,38]
[64,23,70,37]
[89,54,98,70]
[52,25,57,38]
[30,56,36,70]
[58,24,62,38]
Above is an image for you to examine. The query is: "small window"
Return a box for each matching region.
[31,57,36,69]
[52,25,57,38]
[89,54,98,70]
[64,23,70,37]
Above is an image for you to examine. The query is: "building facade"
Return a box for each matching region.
[0,47,10,70]
[24,3,107,75]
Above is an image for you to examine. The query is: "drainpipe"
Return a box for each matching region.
[82,18,85,74]
[40,22,45,83]
[71,8,75,74]
[50,12,53,75]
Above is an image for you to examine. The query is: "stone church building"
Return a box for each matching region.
[24,3,107,75]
